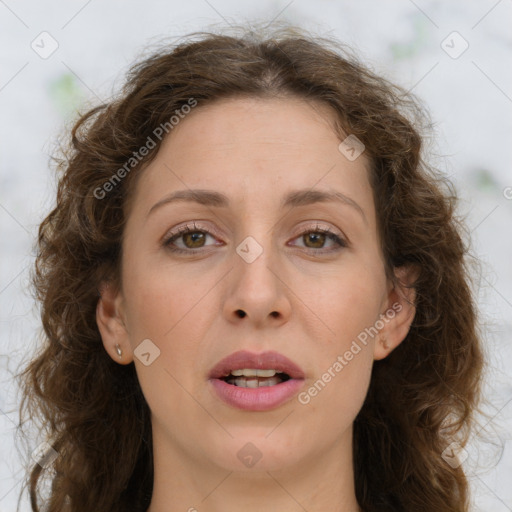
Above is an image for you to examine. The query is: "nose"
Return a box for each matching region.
[222,240,292,328]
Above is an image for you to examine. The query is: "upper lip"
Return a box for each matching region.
[209,350,305,380]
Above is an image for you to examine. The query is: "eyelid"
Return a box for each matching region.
[162,220,348,253]
[287,222,348,251]
[290,221,345,239]
[161,221,221,244]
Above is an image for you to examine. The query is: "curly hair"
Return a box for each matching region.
[18,25,483,512]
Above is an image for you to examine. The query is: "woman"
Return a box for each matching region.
[19,26,483,512]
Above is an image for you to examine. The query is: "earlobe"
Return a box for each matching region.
[373,264,419,361]
[96,281,133,365]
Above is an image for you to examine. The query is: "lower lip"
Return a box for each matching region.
[209,378,305,411]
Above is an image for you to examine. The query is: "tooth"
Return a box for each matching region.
[245,378,259,388]
[258,377,280,387]
[256,369,277,377]
[231,375,284,387]
[230,369,277,377]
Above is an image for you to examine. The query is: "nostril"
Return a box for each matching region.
[235,310,246,318]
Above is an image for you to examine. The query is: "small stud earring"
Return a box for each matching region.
[115,344,123,357]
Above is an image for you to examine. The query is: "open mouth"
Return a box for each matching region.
[208,350,305,411]
[221,369,291,388]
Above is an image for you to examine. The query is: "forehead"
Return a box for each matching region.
[129,96,374,217]
[169,96,338,147]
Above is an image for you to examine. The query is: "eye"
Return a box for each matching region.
[162,222,221,254]
[162,222,348,256]
[289,224,347,253]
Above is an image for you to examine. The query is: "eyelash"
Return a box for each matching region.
[162,222,348,256]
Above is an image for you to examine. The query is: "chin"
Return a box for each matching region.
[206,430,309,473]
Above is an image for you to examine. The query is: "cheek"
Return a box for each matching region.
[303,260,386,345]
[121,256,216,344]
[295,261,383,410]
[299,354,373,438]
[298,313,376,429]
[121,261,213,427]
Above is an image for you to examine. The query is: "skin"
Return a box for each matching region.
[97,96,416,512]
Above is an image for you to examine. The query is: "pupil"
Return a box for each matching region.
[306,233,324,248]
[185,232,204,248]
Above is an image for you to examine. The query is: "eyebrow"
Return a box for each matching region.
[147,188,366,222]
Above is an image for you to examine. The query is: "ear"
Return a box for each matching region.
[373,264,419,361]
[96,281,134,365]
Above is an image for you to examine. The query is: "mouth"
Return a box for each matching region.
[208,350,305,411]
[221,368,291,388]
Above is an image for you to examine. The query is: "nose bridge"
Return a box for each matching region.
[234,231,278,297]
[224,228,291,325]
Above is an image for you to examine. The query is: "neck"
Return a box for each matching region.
[146,424,361,512]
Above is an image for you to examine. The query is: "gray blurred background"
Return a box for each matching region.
[1,1,511,510]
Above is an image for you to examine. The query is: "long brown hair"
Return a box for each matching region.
[18,25,483,512]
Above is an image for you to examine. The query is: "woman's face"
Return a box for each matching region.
[99,96,413,474]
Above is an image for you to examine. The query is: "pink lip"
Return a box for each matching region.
[208,350,305,411]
